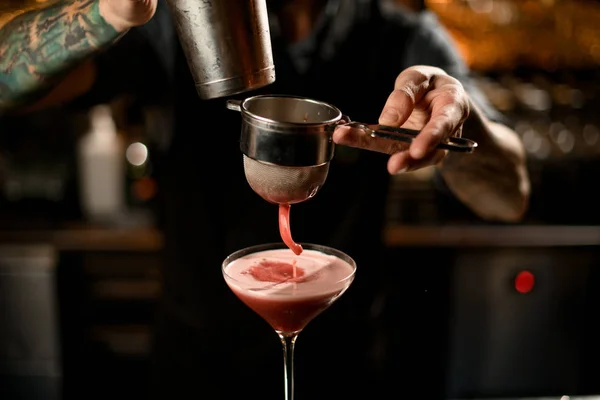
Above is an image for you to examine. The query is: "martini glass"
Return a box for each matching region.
[222,242,356,400]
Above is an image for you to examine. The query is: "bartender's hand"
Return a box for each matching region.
[100,0,157,32]
[333,65,468,174]
[334,65,531,223]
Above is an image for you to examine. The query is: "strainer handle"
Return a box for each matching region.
[343,121,478,153]
[226,99,242,112]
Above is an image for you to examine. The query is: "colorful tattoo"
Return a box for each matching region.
[0,0,122,110]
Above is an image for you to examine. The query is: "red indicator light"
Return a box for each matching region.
[515,271,535,294]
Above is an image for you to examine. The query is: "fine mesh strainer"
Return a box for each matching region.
[226,95,477,205]
[242,155,329,204]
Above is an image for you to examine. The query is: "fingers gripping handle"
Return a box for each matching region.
[341,121,477,153]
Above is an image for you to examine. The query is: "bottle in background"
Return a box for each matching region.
[77,105,125,224]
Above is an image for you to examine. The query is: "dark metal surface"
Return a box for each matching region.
[228,96,338,166]
[165,0,275,99]
[344,122,477,152]
[370,124,477,153]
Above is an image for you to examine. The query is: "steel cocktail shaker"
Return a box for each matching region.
[164,0,276,99]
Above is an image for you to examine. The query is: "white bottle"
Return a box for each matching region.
[77,105,125,222]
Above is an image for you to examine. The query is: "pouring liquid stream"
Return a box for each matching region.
[279,106,307,263]
[279,204,303,289]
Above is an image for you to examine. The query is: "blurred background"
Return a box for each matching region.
[1,0,600,399]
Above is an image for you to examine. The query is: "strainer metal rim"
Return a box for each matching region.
[243,155,330,169]
[240,94,344,128]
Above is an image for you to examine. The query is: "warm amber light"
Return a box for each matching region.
[427,0,600,71]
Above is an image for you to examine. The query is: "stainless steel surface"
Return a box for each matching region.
[344,121,478,153]
[165,0,275,99]
[243,155,329,204]
[229,92,481,206]
[227,96,339,204]
[229,96,339,167]
[228,94,479,204]
[228,94,479,203]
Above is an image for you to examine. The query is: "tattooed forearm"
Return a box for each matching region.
[0,0,122,111]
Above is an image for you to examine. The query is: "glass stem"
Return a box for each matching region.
[278,332,299,400]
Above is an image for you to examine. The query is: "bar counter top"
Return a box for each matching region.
[1,224,600,252]
[383,224,600,247]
